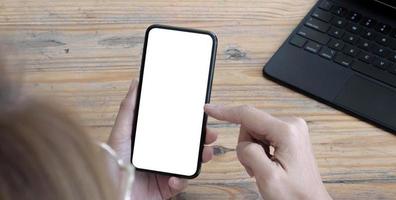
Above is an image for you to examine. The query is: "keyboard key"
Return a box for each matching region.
[361,28,376,40]
[311,9,333,22]
[332,16,347,28]
[358,51,374,63]
[372,45,390,57]
[305,17,330,32]
[375,23,391,34]
[373,58,391,70]
[357,40,372,51]
[343,33,359,44]
[345,23,362,34]
[319,47,336,60]
[304,41,322,54]
[343,45,360,57]
[347,12,362,22]
[318,0,333,11]
[328,39,345,50]
[388,64,396,75]
[328,27,344,38]
[352,60,396,88]
[360,17,376,28]
[334,53,353,67]
[289,35,307,48]
[375,35,390,46]
[331,6,348,17]
[297,26,330,45]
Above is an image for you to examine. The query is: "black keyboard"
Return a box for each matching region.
[289,0,396,88]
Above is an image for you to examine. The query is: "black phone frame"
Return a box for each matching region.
[130,24,218,179]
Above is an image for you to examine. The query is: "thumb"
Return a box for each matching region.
[237,141,275,179]
[108,80,138,161]
[108,80,138,144]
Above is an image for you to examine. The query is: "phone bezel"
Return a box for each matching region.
[130,24,218,179]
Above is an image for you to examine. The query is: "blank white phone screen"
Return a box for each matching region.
[132,27,214,176]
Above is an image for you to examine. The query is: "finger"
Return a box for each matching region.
[205,104,286,146]
[245,166,254,177]
[205,128,218,144]
[238,125,252,142]
[237,141,275,179]
[202,146,213,163]
[258,140,272,159]
[108,80,138,148]
[235,129,255,177]
[239,122,279,170]
[168,177,188,194]
[110,79,138,138]
[239,125,272,158]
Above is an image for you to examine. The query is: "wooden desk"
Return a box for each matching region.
[1,0,395,199]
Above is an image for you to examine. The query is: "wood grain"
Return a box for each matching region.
[1,0,396,199]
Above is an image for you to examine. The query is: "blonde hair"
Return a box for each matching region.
[0,57,117,200]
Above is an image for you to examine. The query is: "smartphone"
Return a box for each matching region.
[131,25,217,178]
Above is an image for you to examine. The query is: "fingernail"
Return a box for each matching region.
[205,104,217,110]
[171,177,180,186]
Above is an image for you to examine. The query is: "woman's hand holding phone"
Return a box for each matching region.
[108,80,217,200]
[204,104,333,200]
[107,80,332,200]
